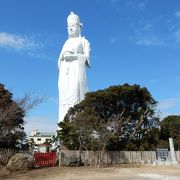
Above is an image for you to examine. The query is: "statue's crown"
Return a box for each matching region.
[67,12,81,26]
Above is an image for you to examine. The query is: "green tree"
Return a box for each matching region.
[138,127,160,151]
[0,83,45,149]
[58,84,159,152]
[159,115,180,150]
[0,84,25,148]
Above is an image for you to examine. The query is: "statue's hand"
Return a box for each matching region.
[63,51,76,61]
[64,54,78,61]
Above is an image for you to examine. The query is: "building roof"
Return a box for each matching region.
[29,132,54,138]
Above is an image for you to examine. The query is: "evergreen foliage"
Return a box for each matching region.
[0,83,26,148]
[159,115,180,150]
[0,83,45,149]
[58,84,159,151]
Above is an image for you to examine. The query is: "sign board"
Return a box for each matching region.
[156,148,168,160]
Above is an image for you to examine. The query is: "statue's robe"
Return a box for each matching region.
[58,37,90,122]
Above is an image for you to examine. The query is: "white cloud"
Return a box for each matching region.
[175,11,180,18]
[110,0,118,3]
[157,98,180,110]
[135,29,180,46]
[149,79,159,83]
[136,35,165,46]
[174,29,180,42]
[158,111,180,120]
[0,32,42,50]
[129,10,180,47]
[27,52,51,60]
[142,23,153,31]
[125,0,148,10]
[0,32,53,59]
[24,116,57,136]
[130,20,167,46]
[138,0,148,10]
[157,98,180,120]
[109,36,121,44]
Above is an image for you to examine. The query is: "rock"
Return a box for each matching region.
[7,153,34,171]
[0,166,11,177]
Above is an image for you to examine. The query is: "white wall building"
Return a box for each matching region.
[29,129,54,145]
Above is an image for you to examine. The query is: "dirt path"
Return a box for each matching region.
[1,165,180,180]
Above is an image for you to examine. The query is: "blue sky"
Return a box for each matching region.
[0,0,180,135]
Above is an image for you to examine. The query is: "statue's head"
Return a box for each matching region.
[67,12,82,38]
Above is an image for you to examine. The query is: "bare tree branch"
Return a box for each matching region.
[16,93,47,112]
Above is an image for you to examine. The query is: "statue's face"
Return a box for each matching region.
[67,24,80,38]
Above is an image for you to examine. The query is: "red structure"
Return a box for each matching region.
[34,152,56,167]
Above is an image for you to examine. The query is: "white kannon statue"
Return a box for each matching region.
[58,12,91,123]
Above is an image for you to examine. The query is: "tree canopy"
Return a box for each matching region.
[0,83,45,149]
[58,84,159,151]
[0,84,25,148]
[159,115,180,150]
